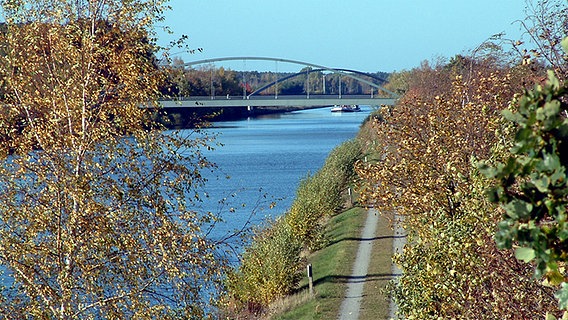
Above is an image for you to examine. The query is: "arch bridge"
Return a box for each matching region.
[159,57,397,109]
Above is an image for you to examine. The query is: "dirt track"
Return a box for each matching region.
[337,208,380,320]
[337,209,405,320]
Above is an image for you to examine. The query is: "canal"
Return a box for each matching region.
[187,106,372,244]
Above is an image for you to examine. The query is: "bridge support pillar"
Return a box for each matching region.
[247,105,254,114]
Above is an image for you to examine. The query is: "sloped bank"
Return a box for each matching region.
[221,136,363,318]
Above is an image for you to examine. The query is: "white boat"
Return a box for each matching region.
[331,105,343,112]
[331,105,361,112]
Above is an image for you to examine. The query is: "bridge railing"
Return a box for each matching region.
[157,95,397,108]
[161,94,387,101]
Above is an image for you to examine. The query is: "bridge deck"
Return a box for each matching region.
[159,95,396,108]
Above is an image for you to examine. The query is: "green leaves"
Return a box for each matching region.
[482,67,568,311]
[562,37,568,55]
[288,139,361,250]
[515,247,536,262]
[557,283,568,310]
[502,108,526,124]
[503,199,533,220]
[226,218,303,307]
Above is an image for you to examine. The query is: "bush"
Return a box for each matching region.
[357,57,559,318]
[286,173,332,250]
[322,139,362,188]
[287,139,362,250]
[225,219,303,312]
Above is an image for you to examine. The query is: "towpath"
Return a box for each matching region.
[337,209,405,320]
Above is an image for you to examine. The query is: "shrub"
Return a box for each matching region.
[225,218,303,311]
[357,56,559,318]
[287,139,362,249]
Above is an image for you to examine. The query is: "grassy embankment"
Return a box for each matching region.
[268,114,395,320]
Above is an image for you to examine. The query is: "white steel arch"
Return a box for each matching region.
[183,56,398,98]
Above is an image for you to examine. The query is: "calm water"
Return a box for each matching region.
[191,106,372,239]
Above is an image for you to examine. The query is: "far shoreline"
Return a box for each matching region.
[155,105,329,129]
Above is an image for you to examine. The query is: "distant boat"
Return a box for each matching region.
[330,105,343,112]
[331,105,361,112]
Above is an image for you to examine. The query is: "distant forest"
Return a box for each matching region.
[160,57,390,98]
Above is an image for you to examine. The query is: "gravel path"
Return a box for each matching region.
[337,208,380,320]
[337,209,406,320]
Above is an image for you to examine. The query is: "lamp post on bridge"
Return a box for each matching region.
[305,67,310,99]
[339,74,342,99]
[210,67,214,100]
[242,60,247,100]
[274,61,279,99]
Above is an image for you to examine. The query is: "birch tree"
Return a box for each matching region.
[0,0,224,318]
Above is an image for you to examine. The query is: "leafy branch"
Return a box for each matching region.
[480,38,568,315]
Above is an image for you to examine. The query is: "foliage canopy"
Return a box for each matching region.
[357,51,561,318]
[0,0,225,318]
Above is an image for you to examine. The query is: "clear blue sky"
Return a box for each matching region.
[159,0,528,73]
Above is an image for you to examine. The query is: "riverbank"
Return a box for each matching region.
[207,106,387,318]
[154,105,325,129]
[267,110,395,319]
